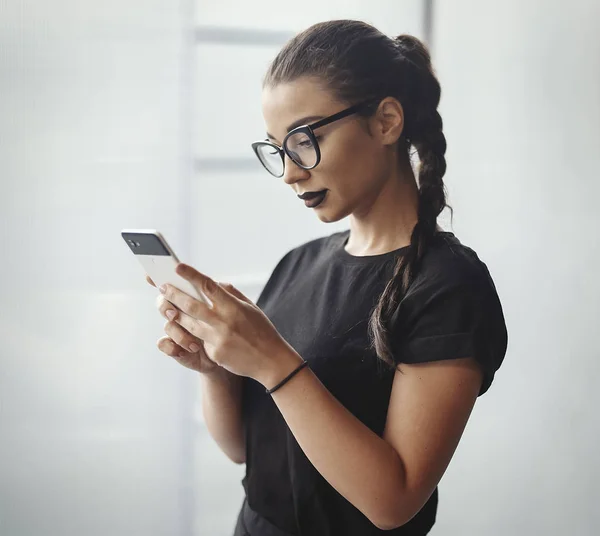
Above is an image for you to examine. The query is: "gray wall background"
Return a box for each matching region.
[0,0,598,535]
[432,1,600,534]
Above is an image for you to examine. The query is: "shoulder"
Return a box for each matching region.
[274,230,345,270]
[393,232,508,396]
[408,232,500,299]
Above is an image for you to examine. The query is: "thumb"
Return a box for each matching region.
[217,282,253,304]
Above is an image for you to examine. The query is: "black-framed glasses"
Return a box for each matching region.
[251,99,378,178]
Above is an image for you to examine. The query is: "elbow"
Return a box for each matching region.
[363,499,409,531]
[372,511,417,531]
[227,452,246,465]
[224,444,246,465]
[369,498,420,531]
[368,471,413,529]
[372,514,407,532]
[371,500,429,531]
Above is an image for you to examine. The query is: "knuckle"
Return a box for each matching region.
[204,279,216,295]
[214,332,229,353]
[179,295,192,313]
[185,321,201,340]
[229,309,243,330]
[193,297,205,315]
[217,320,232,339]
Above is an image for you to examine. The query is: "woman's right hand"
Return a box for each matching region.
[146,275,221,375]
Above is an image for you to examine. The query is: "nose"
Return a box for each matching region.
[282,153,310,186]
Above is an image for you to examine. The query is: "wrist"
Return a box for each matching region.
[201,365,234,383]
[260,346,306,391]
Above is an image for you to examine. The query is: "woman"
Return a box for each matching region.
[153,19,508,536]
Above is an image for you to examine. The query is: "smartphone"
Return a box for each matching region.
[121,229,211,305]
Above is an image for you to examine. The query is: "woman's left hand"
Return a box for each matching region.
[159,263,303,388]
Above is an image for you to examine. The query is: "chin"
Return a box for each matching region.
[316,214,339,223]
[315,206,349,224]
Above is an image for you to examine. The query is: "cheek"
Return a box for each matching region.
[319,132,381,189]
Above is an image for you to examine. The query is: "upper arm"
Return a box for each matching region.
[381,250,507,524]
[383,357,483,522]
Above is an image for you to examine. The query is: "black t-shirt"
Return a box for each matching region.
[238,229,508,536]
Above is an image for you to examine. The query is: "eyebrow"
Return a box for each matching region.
[266,115,324,141]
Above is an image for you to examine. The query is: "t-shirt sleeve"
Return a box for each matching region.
[390,263,508,396]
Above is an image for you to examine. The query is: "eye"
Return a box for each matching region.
[298,138,314,148]
[299,136,322,148]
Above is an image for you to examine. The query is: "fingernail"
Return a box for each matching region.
[189,343,200,353]
[159,284,166,294]
[166,310,176,320]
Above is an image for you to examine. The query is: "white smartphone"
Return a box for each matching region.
[121,229,211,305]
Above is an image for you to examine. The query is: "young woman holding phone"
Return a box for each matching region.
[151,19,508,536]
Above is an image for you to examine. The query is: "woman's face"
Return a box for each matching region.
[261,77,397,222]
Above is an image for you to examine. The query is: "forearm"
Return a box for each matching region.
[264,350,407,530]
[200,368,246,464]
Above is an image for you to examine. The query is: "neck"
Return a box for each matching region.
[345,158,433,256]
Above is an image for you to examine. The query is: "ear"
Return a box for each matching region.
[370,97,405,146]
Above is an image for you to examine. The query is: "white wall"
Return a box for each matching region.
[0,1,197,535]
[430,1,600,534]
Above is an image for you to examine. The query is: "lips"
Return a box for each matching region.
[303,190,328,208]
[298,189,327,200]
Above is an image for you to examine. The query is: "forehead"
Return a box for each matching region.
[261,77,341,136]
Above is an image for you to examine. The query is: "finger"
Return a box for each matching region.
[174,263,235,309]
[163,319,204,354]
[160,283,217,323]
[158,336,218,374]
[217,282,253,304]
[157,293,211,344]
[156,294,180,321]
[173,309,211,342]
[146,275,156,287]
[157,335,185,357]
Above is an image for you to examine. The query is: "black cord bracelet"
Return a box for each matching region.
[265,360,309,395]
